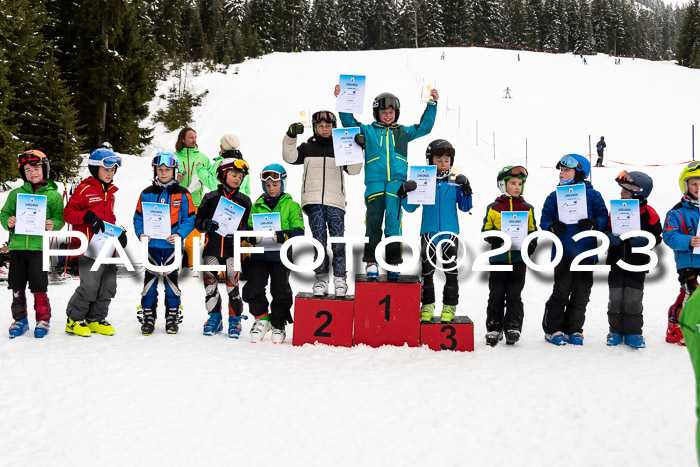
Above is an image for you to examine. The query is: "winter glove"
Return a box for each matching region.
[606,232,622,247]
[627,235,649,248]
[455,174,472,196]
[397,180,418,199]
[577,218,598,231]
[527,239,538,256]
[287,123,304,138]
[118,230,127,248]
[549,220,567,237]
[354,133,366,149]
[484,235,504,247]
[83,210,105,234]
[202,219,219,233]
[273,231,288,244]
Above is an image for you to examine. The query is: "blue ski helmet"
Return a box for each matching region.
[88,148,122,178]
[556,153,590,182]
[260,163,287,193]
[152,151,179,180]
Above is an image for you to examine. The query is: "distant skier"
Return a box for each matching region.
[504,87,512,99]
[596,136,606,167]
[583,57,588,65]
[517,53,520,62]
[441,51,445,60]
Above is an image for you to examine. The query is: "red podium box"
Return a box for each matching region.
[292,292,355,347]
[353,274,421,348]
[420,316,474,352]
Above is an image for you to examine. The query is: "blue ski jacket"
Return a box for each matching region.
[402,177,472,236]
[664,197,700,270]
[133,181,196,250]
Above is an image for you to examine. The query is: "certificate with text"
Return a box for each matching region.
[501,211,529,250]
[85,222,122,260]
[610,199,641,236]
[332,127,364,166]
[142,202,171,240]
[556,184,587,224]
[252,212,282,252]
[407,165,437,205]
[212,197,246,236]
[336,74,366,114]
[14,193,47,236]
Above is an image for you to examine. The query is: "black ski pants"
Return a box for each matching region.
[543,258,593,334]
[486,262,527,332]
[607,264,646,335]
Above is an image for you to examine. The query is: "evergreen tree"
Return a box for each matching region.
[501,0,527,46]
[418,0,446,47]
[470,0,503,44]
[441,0,471,46]
[150,0,186,59]
[337,0,371,49]
[524,0,542,48]
[0,2,24,183]
[370,0,399,49]
[676,0,700,67]
[188,5,207,60]
[308,0,341,51]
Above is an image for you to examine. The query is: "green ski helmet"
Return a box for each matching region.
[497,165,528,196]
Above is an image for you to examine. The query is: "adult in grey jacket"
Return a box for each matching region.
[282,110,362,297]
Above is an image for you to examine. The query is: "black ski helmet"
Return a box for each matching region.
[373,92,400,124]
[311,110,337,135]
[615,170,653,200]
[425,139,455,165]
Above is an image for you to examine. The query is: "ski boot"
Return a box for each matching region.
[365,262,379,280]
[34,320,50,338]
[606,332,622,346]
[440,304,456,323]
[87,320,115,336]
[505,329,520,345]
[387,265,400,280]
[666,322,686,346]
[567,332,584,345]
[334,276,348,297]
[203,312,223,336]
[271,326,286,344]
[137,306,156,335]
[485,330,503,347]
[228,314,248,339]
[624,334,646,349]
[420,303,435,323]
[9,318,29,339]
[250,318,271,343]
[65,318,91,337]
[313,274,329,296]
[545,331,567,346]
[166,306,182,335]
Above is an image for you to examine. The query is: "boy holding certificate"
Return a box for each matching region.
[540,154,607,346]
[243,164,304,344]
[334,84,438,279]
[283,110,362,296]
[133,152,195,335]
[63,148,127,337]
[481,166,537,346]
[399,140,472,324]
[195,158,252,338]
[605,171,661,349]
[1,150,65,338]
[663,162,700,346]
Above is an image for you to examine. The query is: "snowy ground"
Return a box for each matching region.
[1,48,700,466]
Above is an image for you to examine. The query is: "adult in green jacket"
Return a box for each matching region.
[681,290,700,463]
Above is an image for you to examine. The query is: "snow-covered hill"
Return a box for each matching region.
[2,48,699,466]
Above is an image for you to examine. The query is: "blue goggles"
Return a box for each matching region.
[152,153,179,168]
[88,155,122,169]
[556,155,581,170]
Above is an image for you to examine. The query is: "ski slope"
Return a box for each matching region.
[2,47,700,466]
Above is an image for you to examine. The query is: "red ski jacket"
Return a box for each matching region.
[63,176,118,255]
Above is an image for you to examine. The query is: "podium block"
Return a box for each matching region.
[353,274,421,348]
[292,292,354,347]
[420,316,474,352]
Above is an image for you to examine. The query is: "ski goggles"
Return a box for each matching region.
[374,95,400,110]
[686,161,700,171]
[497,166,528,181]
[615,170,642,192]
[556,155,581,170]
[433,147,455,159]
[260,170,285,182]
[152,153,179,168]
[88,155,122,169]
[17,151,47,167]
[312,111,337,125]
[220,159,249,174]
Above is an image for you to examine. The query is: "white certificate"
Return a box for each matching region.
[252,212,282,252]
[407,165,437,205]
[332,127,364,166]
[555,184,587,224]
[501,211,529,250]
[14,193,47,236]
[336,74,366,114]
[610,199,641,236]
[142,202,171,240]
[212,197,246,236]
[85,222,122,260]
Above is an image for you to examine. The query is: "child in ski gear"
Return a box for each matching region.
[133,152,195,335]
[195,158,252,338]
[605,171,661,348]
[334,84,438,279]
[663,161,700,346]
[174,127,219,267]
[212,133,250,196]
[242,164,304,344]
[400,140,472,323]
[540,154,608,346]
[596,136,606,167]
[63,148,127,337]
[1,150,65,338]
[481,165,537,346]
[283,110,362,296]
